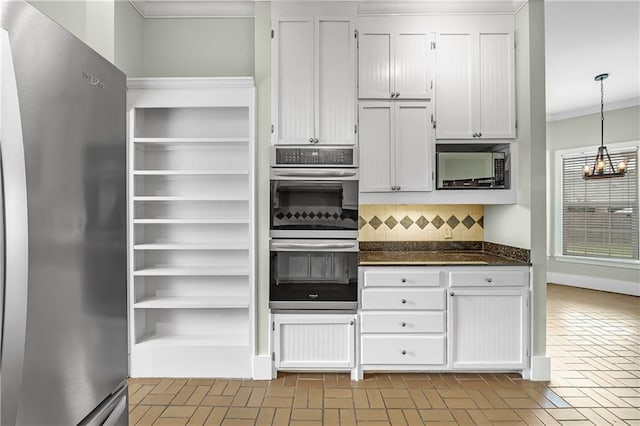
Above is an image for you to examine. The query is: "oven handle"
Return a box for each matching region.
[271,241,359,252]
[272,170,358,178]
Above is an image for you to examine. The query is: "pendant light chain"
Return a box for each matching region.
[600,76,604,149]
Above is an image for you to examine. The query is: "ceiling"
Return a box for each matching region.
[545,1,640,121]
[129,0,639,121]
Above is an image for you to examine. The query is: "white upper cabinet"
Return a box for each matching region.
[435,29,515,140]
[273,17,356,145]
[359,24,434,100]
[359,101,433,193]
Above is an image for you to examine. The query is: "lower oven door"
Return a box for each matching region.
[270,239,358,309]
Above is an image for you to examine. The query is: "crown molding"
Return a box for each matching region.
[128,0,256,18]
[546,97,640,122]
[128,0,525,18]
[358,1,526,16]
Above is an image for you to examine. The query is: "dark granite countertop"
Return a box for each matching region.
[359,241,531,266]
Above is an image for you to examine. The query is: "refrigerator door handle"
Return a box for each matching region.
[0,27,31,426]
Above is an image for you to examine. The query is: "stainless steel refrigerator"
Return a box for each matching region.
[0,1,128,425]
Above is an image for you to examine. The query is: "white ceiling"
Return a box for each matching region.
[545,1,640,121]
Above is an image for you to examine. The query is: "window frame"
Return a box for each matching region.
[554,140,640,267]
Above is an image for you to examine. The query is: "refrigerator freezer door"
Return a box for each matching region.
[1,2,128,425]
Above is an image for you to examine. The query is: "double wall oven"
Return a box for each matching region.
[270,146,359,312]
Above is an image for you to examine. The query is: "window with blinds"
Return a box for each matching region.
[561,147,639,260]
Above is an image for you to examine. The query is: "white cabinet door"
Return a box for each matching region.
[478,31,515,139]
[395,32,433,99]
[448,288,527,370]
[358,30,393,99]
[436,30,515,140]
[359,102,393,192]
[273,314,356,369]
[395,102,433,191]
[317,18,355,145]
[274,18,315,144]
[435,32,474,139]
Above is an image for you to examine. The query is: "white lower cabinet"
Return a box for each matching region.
[272,313,356,372]
[448,288,528,370]
[357,266,529,378]
[359,267,446,374]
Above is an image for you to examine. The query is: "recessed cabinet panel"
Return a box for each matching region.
[358,32,393,99]
[395,103,433,191]
[359,103,393,191]
[361,335,445,365]
[479,32,515,139]
[395,33,431,99]
[449,289,526,369]
[361,288,445,310]
[276,19,315,144]
[317,19,355,145]
[435,33,474,139]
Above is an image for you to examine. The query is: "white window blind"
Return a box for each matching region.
[562,148,639,260]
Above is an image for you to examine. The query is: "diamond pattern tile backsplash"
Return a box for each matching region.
[359,204,484,241]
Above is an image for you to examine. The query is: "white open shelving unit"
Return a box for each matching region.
[127,78,255,378]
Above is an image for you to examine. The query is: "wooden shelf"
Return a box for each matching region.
[135,333,250,347]
[133,137,249,144]
[134,296,249,309]
[134,242,249,250]
[133,218,249,224]
[133,266,250,277]
[133,170,249,176]
[133,195,248,202]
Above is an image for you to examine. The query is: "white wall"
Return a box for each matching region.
[114,0,143,77]
[547,105,640,294]
[484,0,548,376]
[254,2,271,356]
[142,18,254,77]
[29,0,115,61]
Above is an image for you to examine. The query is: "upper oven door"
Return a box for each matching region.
[270,169,359,238]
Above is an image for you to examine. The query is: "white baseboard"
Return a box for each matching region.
[548,272,640,297]
[530,356,551,381]
[253,355,274,380]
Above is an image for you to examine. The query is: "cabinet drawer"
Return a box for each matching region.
[449,269,528,287]
[362,288,445,310]
[361,312,445,333]
[364,269,442,287]
[361,335,445,365]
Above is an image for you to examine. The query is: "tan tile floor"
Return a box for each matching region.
[128,284,640,425]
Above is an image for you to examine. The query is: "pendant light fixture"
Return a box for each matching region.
[583,73,628,179]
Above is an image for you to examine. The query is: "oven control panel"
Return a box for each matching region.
[273,147,357,167]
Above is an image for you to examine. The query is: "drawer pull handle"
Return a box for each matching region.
[401,322,407,327]
[401,299,407,304]
[486,277,493,283]
[401,350,407,355]
[401,278,407,283]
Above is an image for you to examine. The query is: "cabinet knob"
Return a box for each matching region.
[472,133,477,138]
[314,138,319,144]
[486,277,493,283]
[390,93,395,98]
[401,278,407,283]
[395,92,400,97]
[349,320,354,326]
[397,186,401,191]
[401,299,407,304]
[478,132,482,137]
[401,322,407,327]
[309,137,314,143]
[391,185,396,191]
[401,350,407,355]
[450,291,455,296]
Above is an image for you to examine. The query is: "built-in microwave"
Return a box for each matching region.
[436,144,511,190]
